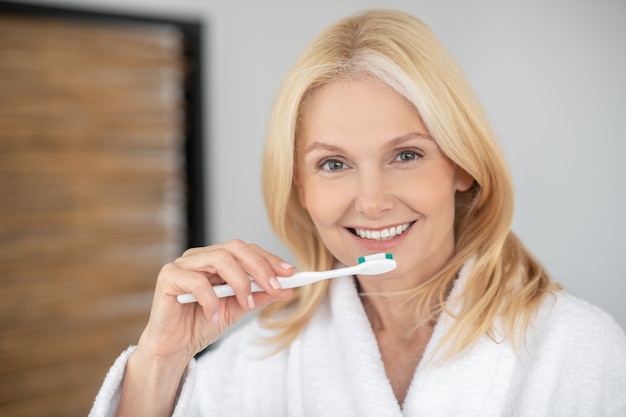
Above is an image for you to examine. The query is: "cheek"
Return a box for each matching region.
[405,168,458,212]
[300,180,348,226]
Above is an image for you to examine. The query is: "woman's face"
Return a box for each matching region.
[295,78,473,285]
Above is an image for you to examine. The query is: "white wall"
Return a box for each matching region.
[23,0,626,330]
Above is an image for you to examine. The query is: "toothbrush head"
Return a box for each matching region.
[355,252,396,275]
[358,252,393,264]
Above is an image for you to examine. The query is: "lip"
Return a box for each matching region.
[345,221,416,251]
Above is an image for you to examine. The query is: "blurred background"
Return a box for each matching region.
[1,0,624,416]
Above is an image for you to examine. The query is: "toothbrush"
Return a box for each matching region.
[176,252,396,304]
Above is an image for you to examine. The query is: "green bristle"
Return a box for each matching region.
[358,253,393,263]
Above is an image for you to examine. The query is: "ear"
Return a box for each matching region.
[455,166,475,192]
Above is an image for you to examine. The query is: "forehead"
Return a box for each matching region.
[297,78,426,145]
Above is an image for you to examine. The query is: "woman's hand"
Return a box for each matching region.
[139,240,295,360]
[115,240,294,417]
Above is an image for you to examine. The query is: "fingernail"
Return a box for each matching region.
[269,277,282,290]
[247,294,256,310]
[280,262,295,270]
[211,312,219,323]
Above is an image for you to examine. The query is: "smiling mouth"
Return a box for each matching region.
[348,221,415,241]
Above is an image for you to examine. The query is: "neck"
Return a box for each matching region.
[356,280,438,341]
[354,266,455,340]
[354,246,456,338]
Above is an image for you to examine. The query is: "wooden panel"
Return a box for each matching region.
[0,11,188,417]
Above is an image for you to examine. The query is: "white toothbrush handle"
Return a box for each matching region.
[176,270,346,304]
[175,256,395,304]
[175,282,261,303]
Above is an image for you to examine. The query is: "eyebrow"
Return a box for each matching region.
[302,132,432,154]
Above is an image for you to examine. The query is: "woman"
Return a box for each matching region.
[90,10,626,417]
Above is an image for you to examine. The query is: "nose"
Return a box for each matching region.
[354,168,393,219]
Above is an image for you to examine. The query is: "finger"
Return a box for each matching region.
[161,262,254,323]
[177,240,296,281]
[158,263,220,317]
[173,246,254,310]
[177,240,287,298]
[248,244,297,278]
[229,242,289,294]
[206,247,260,310]
[185,277,222,322]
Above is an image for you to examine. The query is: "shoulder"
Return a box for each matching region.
[510,291,626,415]
[526,291,626,403]
[533,290,626,351]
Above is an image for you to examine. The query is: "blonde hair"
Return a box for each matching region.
[260,9,558,357]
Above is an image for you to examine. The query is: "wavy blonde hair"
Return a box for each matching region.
[260,9,558,357]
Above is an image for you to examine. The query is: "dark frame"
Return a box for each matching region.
[0,0,207,248]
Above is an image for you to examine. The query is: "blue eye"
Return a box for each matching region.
[396,150,421,162]
[320,159,345,171]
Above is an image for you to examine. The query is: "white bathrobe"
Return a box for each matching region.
[90,261,626,416]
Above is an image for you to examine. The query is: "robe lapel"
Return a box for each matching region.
[330,276,403,417]
[287,258,517,417]
[287,275,402,417]
[403,322,516,416]
[403,259,517,416]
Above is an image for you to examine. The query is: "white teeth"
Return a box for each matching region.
[353,222,412,241]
